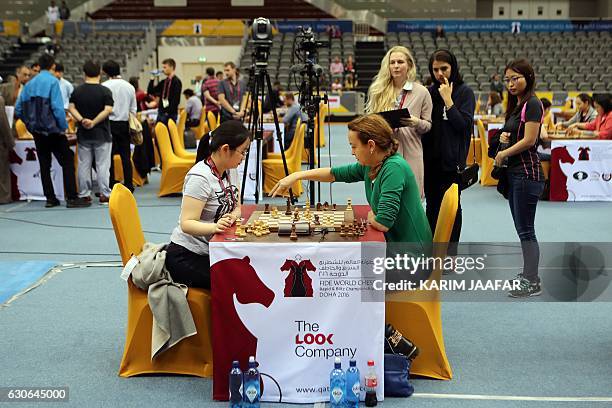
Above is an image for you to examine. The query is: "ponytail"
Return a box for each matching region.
[195,120,251,162]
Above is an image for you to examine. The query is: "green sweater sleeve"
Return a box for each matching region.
[374,163,404,229]
[331,163,366,183]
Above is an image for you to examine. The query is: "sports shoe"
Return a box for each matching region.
[66,197,92,208]
[45,198,60,208]
[99,194,110,204]
[508,278,542,298]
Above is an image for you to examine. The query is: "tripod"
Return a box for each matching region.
[240,62,295,204]
[297,63,327,205]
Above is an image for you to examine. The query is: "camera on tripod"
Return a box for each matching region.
[294,26,329,59]
[250,17,273,67]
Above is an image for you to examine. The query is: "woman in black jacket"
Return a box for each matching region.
[423,49,475,251]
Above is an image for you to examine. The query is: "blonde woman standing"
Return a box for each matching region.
[366,46,432,197]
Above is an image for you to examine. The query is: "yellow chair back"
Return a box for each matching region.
[433,184,459,244]
[207,111,218,131]
[109,184,145,265]
[177,110,187,140]
[155,122,179,164]
[192,109,209,140]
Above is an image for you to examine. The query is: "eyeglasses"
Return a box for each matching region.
[235,147,249,157]
[503,76,524,85]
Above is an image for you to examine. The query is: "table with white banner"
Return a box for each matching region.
[9,140,70,201]
[209,205,386,404]
[550,139,612,201]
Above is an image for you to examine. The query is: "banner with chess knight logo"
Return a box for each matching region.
[209,241,385,403]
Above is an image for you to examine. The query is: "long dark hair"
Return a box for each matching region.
[196,120,251,162]
[504,59,536,121]
[592,93,611,114]
[576,93,593,107]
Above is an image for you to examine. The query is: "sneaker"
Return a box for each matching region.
[99,194,110,204]
[45,198,60,208]
[508,278,542,298]
[66,197,92,208]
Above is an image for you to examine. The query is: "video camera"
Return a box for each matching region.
[250,17,273,67]
[294,26,329,62]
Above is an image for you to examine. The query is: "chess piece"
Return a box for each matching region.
[323,201,329,211]
[285,198,292,216]
[290,224,298,241]
[339,224,346,237]
[314,214,320,225]
[332,203,337,211]
[316,202,322,211]
[305,202,310,211]
[272,206,279,218]
[346,198,352,211]
[264,204,270,214]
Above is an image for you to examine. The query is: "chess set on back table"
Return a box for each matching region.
[235,198,369,240]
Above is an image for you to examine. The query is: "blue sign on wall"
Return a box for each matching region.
[388,19,612,33]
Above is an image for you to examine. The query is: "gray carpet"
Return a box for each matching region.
[1,124,611,407]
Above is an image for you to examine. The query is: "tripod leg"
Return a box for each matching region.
[264,73,296,203]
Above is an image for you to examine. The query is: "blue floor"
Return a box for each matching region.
[1,123,611,407]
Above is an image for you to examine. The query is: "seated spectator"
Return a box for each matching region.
[490,73,503,98]
[568,93,611,140]
[558,93,597,128]
[435,25,445,38]
[329,56,344,81]
[263,81,283,113]
[183,89,202,128]
[540,98,554,130]
[331,78,343,93]
[281,92,307,148]
[344,55,355,89]
[487,92,504,116]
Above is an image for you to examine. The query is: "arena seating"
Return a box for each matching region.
[24,32,147,84]
[386,30,612,93]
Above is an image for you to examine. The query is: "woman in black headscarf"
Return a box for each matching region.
[423,49,475,249]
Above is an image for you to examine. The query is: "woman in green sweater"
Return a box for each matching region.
[271,113,432,245]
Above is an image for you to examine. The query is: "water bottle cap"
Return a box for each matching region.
[249,356,255,363]
[349,360,357,367]
[232,360,240,368]
[367,360,374,366]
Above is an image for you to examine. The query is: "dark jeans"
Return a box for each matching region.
[424,166,462,255]
[32,132,77,201]
[164,242,211,289]
[109,121,133,192]
[507,172,545,283]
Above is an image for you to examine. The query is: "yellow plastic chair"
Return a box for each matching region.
[168,119,197,161]
[478,119,498,186]
[154,122,194,197]
[262,122,304,196]
[113,155,146,187]
[541,160,550,180]
[15,119,33,140]
[266,118,302,160]
[192,109,209,140]
[385,183,458,380]
[177,110,187,141]
[109,184,213,378]
[466,137,482,166]
[207,111,219,132]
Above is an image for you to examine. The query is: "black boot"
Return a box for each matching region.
[385,323,419,361]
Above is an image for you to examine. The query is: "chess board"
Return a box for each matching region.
[246,205,353,232]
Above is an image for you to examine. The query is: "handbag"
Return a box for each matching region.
[383,324,416,397]
[383,353,414,397]
[456,132,479,190]
[128,112,143,146]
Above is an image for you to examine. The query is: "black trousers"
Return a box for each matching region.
[109,121,133,191]
[165,242,211,289]
[424,166,462,255]
[32,132,77,201]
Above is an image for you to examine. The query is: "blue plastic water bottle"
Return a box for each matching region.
[229,360,243,408]
[329,357,346,408]
[243,356,260,408]
[345,359,360,408]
